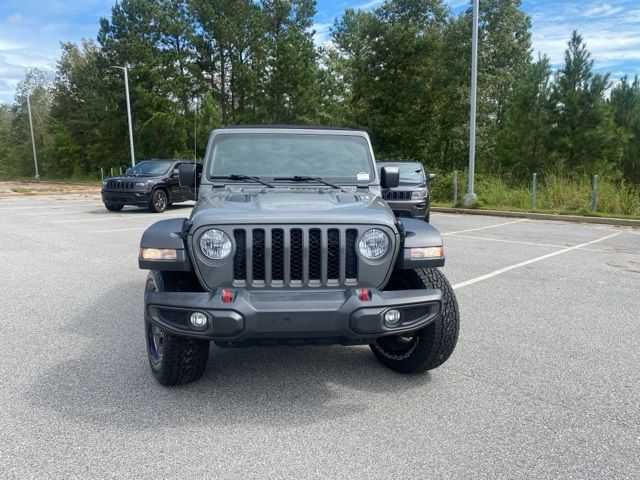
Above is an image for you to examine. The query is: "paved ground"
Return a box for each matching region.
[1,195,639,479]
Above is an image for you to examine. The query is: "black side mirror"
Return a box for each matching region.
[427,173,436,182]
[125,168,132,175]
[171,168,179,177]
[380,166,400,189]
[179,163,199,188]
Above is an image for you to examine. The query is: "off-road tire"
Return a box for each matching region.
[145,270,209,385]
[105,203,124,212]
[149,189,168,213]
[371,268,459,373]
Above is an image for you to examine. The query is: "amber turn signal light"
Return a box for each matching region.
[139,248,177,260]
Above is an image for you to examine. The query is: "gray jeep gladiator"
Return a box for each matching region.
[139,126,459,385]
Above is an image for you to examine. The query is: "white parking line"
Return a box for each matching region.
[94,227,148,233]
[52,214,173,223]
[447,233,565,249]
[452,231,624,290]
[0,204,98,211]
[446,233,625,254]
[442,219,527,236]
[19,209,102,216]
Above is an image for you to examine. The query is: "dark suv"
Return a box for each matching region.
[378,161,435,222]
[101,159,202,213]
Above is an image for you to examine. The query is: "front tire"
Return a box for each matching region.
[145,271,209,385]
[149,189,168,213]
[371,268,459,373]
[104,203,124,212]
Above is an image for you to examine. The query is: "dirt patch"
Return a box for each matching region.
[0,180,100,196]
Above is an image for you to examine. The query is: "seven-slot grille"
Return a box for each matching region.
[106,181,136,190]
[232,227,359,287]
[382,190,412,200]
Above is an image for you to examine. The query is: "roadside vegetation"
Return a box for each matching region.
[431,171,640,217]
[0,0,638,217]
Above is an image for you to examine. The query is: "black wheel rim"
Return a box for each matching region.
[147,322,164,363]
[376,333,418,354]
[155,191,167,210]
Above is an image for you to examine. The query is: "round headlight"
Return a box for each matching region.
[199,229,232,260]
[358,228,390,260]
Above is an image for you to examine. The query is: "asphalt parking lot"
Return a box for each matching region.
[1,194,639,479]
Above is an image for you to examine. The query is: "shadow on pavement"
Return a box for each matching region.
[29,281,431,430]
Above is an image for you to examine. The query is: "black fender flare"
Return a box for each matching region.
[138,218,192,271]
[396,218,445,269]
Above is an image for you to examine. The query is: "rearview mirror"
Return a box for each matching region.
[172,168,179,176]
[179,163,199,188]
[125,168,132,175]
[427,173,436,182]
[380,166,400,189]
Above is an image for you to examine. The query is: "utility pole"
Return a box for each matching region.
[112,65,136,167]
[463,0,479,207]
[26,95,40,180]
[194,98,198,160]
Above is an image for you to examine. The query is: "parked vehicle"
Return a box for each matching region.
[138,126,459,385]
[378,161,436,222]
[101,159,202,213]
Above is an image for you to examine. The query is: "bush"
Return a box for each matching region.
[430,170,640,217]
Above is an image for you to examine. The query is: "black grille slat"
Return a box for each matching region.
[272,229,284,281]
[345,229,358,280]
[327,229,340,280]
[308,229,321,281]
[290,229,303,281]
[232,226,361,287]
[252,229,265,281]
[383,191,411,200]
[233,230,246,281]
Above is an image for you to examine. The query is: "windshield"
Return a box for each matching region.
[207,133,375,183]
[379,163,425,183]
[130,161,173,175]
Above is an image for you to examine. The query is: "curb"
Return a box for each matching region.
[431,207,640,228]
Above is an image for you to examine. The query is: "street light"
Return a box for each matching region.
[111,65,135,168]
[463,0,479,207]
[26,94,40,180]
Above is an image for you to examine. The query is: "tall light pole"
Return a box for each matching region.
[111,65,135,167]
[26,95,40,180]
[463,0,479,207]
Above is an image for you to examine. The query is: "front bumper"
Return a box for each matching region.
[102,190,151,206]
[385,199,428,219]
[145,287,442,345]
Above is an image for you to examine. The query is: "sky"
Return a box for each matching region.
[1,0,639,104]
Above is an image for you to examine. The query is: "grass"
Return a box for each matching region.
[431,171,640,219]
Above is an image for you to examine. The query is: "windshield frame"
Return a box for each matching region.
[205,131,377,185]
[130,160,174,176]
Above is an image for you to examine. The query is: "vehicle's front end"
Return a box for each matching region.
[378,161,434,222]
[101,177,155,209]
[138,127,459,385]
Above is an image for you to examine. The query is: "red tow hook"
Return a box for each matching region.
[221,289,234,303]
[357,288,371,301]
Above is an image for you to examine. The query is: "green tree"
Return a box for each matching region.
[609,75,640,182]
[549,30,620,175]
[332,1,449,160]
[259,0,320,123]
[495,55,552,176]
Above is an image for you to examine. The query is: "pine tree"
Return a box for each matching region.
[549,30,620,175]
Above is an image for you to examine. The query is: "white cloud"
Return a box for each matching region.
[529,1,640,76]
[582,3,624,18]
[311,22,333,46]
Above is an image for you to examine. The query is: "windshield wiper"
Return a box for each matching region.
[273,175,342,190]
[211,174,275,188]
